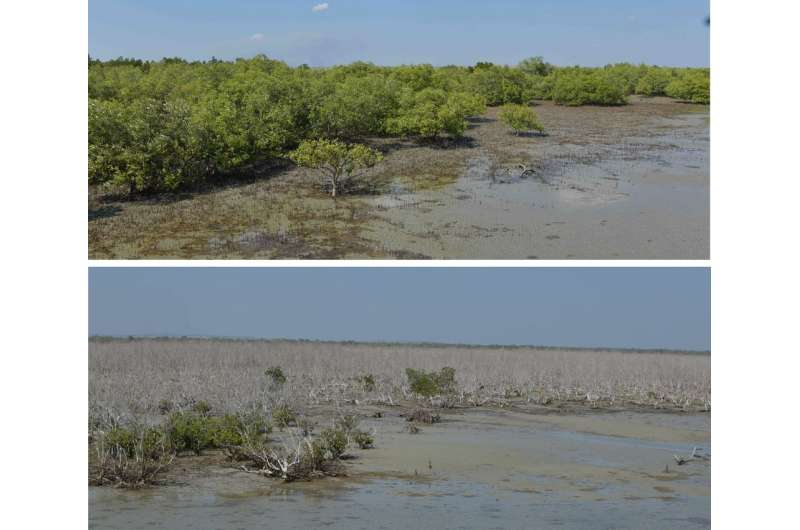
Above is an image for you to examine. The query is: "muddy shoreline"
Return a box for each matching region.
[89,97,708,259]
[90,406,710,529]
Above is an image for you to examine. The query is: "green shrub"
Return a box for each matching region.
[447,91,487,118]
[213,412,270,448]
[222,412,272,461]
[550,70,627,106]
[311,75,400,138]
[665,71,710,104]
[237,411,272,437]
[522,74,552,102]
[353,431,374,449]
[390,64,436,91]
[405,368,437,396]
[517,56,555,77]
[91,424,174,488]
[357,374,376,392]
[207,414,248,447]
[157,399,173,415]
[167,411,269,454]
[88,98,207,194]
[438,101,470,137]
[468,65,530,105]
[264,366,287,386]
[302,439,329,470]
[272,405,296,428]
[384,88,477,140]
[405,367,457,397]
[601,63,648,96]
[385,101,445,138]
[289,139,383,197]
[103,425,169,459]
[167,412,212,455]
[88,56,309,196]
[318,428,349,458]
[299,434,348,475]
[192,400,212,415]
[635,68,675,97]
[436,367,456,393]
[499,104,545,135]
[191,91,295,174]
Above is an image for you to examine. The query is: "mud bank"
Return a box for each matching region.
[89,98,708,259]
[90,408,710,529]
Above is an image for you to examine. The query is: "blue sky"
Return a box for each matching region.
[89,1,710,67]
[89,268,710,350]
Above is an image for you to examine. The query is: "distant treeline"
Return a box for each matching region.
[89,55,709,196]
[88,335,710,356]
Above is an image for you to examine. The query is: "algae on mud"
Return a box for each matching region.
[89,97,708,259]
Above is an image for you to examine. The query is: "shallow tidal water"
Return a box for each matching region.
[90,410,710,529]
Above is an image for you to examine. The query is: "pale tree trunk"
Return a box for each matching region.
[329,169,340,198]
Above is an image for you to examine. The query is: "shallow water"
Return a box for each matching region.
[90,478,709,530]
[90,410,710,529]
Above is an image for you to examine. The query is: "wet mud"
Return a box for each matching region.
[364,100,709,259]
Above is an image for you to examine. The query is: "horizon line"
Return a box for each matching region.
[88,335,710,355]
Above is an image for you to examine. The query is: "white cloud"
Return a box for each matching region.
[312,3,329,13]
[250,33,265,41]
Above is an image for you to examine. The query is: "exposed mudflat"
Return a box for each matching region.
[90,408,710,529]
[89,97,708,259]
